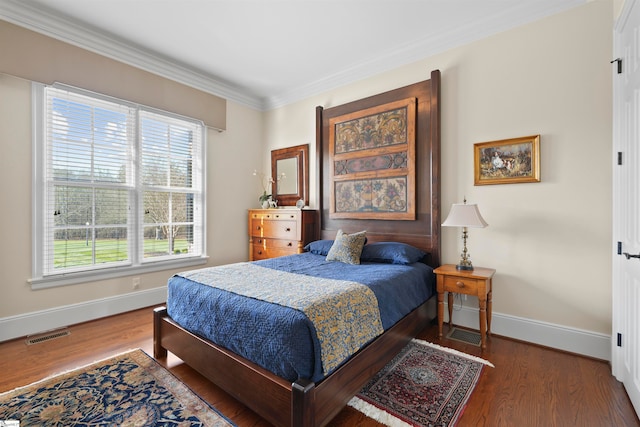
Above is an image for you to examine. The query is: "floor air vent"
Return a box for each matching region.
[26,328,71,345]
[446,327,482,346]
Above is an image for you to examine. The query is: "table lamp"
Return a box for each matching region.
[442,200,488,271]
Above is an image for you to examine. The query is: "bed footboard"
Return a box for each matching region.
[154,306,305,427]
[153,297,435,427]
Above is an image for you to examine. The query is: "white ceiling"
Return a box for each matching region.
[1,0,586,110]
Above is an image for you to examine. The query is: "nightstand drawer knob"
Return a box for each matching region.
[456,281,465,288]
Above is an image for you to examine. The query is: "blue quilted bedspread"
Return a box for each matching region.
[166,252,435,383]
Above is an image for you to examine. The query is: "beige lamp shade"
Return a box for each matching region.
[441,202,487,270]
[442,203,488,228]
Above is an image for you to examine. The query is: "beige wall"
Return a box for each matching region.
[0,21,226,130]
[265,1,613,334]
[0,1,613,342]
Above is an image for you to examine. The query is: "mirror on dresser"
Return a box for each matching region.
[271,144,309,206]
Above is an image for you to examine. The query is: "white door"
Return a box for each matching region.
[613,0,640,416]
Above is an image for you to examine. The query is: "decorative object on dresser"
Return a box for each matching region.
[254,169,286,208]
[441,200,488,271]
[434,265,496,349]
[248,208,318,260]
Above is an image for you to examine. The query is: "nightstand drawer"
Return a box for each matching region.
[443,276,479,293]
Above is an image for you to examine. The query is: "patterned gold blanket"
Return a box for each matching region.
[180,263,384,375]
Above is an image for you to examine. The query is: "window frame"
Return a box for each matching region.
[31,82,207,290]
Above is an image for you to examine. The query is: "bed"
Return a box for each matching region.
[153,69,441,427]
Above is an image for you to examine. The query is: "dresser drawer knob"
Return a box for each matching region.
[287,242,292,247]
[285,227,291,232]
[257,250,262,255]
[456,281,465,288]
[256,226,262,230]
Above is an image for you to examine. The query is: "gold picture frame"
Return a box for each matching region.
[474,135,540,185]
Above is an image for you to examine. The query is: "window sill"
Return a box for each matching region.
[29,256,209,290]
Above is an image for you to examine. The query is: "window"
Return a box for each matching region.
[31,84,206,289]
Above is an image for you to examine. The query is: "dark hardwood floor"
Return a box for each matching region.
[1,306,638,426]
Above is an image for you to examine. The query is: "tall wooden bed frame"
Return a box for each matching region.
[153,69,441,427]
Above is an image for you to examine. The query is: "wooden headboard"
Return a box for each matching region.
[316,69,441,267]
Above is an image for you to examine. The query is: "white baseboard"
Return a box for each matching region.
[0,290,611,362]
[0,287,167,342]
[445,304,611,361]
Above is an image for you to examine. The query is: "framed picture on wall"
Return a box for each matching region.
[474,135,540,185]
[328,97,417,219]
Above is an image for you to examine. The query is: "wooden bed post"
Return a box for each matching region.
[429,69,442,267]
[153,306,168,358]
[292,379,315,427]
[315,105,324,231]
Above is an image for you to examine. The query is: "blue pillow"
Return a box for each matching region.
[304,240,335,255]
[360,242,426,265]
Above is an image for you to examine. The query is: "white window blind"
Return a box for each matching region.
[33,84,206,287]
[139,111,203,260]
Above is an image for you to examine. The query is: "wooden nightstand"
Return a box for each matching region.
[434,264,496,349]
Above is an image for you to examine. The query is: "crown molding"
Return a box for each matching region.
[263,0,586,109]
[1,0,585,111]
[0,0,264,109]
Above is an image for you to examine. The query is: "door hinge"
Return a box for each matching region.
[618,152,623,165]
[617,333,622,347]
[611,58,623,74]
[618,241,622,255]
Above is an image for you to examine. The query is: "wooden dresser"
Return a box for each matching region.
[248,208,318,260]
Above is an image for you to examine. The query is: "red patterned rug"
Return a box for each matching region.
[348,339,493,427]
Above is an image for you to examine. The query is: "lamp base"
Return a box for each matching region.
[456,264,474,271]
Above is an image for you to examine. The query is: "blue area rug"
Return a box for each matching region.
[0,349,234,426]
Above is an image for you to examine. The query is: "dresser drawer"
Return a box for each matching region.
[250,219,299,240]
[443,276,479,294]
[251,243,298,260]
[250,237,298,250]
[251,244,269,260]
[248,208,317,261]
[250,211,301,222]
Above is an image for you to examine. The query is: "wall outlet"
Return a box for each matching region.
[132,277,140,290]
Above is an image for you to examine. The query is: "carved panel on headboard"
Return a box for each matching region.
[316,69,441,267]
